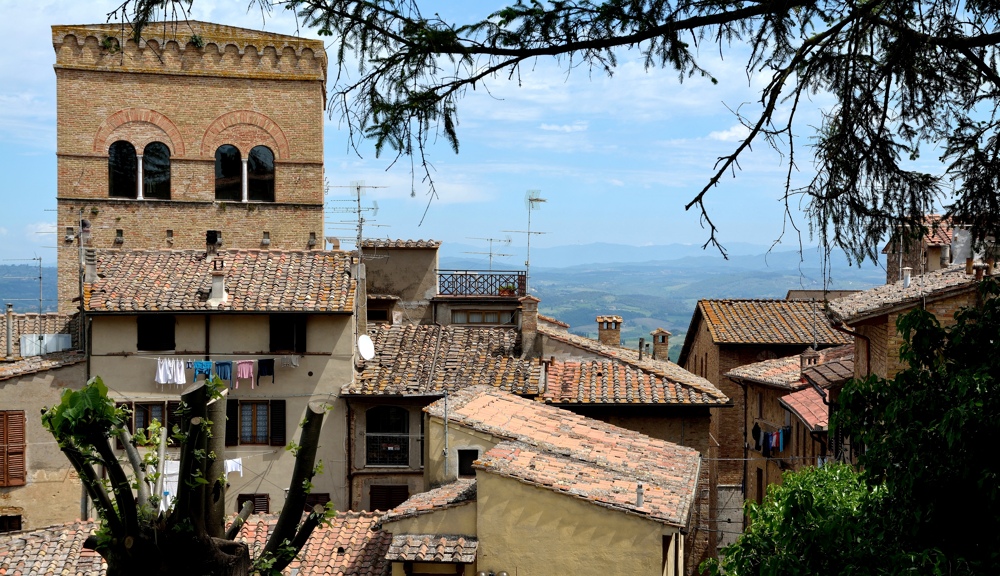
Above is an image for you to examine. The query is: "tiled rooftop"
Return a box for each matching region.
[725,345,853,390]
[538,323,727,404]
[695,299,852,346]
[0,351,85,382]
[385,534,477,563]
[882,214,954,253]
[425,387,701,527]
[380,479,477,525]
[343,325,539,396]
[543,358,728,405]
[538,314,569,329]
[0,513,390,575]
[829,265,979,323]
[596,315,623,323]
[780,387,830,431]
[360,239,441,249]
[85,249,354,313]
[0,313,77,358]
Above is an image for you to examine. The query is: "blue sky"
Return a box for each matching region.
[0,1,894,271]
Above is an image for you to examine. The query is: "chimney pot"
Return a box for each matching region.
[208,260,227,307]
[596,315,623,347]
[902,267,912,288]
[651,329,671,361]
[636,483,644,508]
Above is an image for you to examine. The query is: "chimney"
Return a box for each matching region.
[519,295,541,358]
[800,347,820,378]
[84,249,97,283]
[902,267,912,288]
[6,303,13,358]
[650,328,671,361]
[207,258,228,308]
[638,337,644,361]
[356,260,368,336]
[596,315,622,347]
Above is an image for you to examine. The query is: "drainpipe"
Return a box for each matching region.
[346,398,354,509]
[6,304,12,358]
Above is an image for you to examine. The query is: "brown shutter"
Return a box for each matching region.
[238,493,270,514]
[303,492,331,513]
[369,485,409,511]
[225,400,239,447]
[2,412,26,487]
[0,412,6,486]
[269,400,286,447]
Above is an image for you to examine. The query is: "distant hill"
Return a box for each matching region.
[0,264,58,313]
[440,243,884,361]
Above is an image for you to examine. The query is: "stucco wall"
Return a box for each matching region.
[88,312,353,512]
[424,416,499,488]
[381,501,477,536]
[363,248,439,324]
[0,362,87,529]
[476,472,679,576]
[347,398,429,510]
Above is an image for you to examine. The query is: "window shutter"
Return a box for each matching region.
[225,400,239,447]
[369,485,409,511]
[269,400,286,447]
[255,493,270,514]
[303,492,331,513]
[166,401,181,446]
[5,412,25,487]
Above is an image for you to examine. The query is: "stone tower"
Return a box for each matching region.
[52,22,328,312]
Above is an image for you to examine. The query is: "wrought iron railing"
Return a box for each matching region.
[437,270,526,297]
[365,433,412,466]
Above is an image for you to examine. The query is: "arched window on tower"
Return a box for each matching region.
[247,145,275,202]
[108,141,137,198]
[215,145,242,201]
[142,142,171,200]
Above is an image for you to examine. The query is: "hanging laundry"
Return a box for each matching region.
[173,358,187,385]
[235,360,254,389]
[193,360,213,381]
[258,358,275,386]
[290,355,299,368]
[779,428,785,452]
[215,361,233,388]
[751,422,761,451]
[155,358,171,385]
[762,431,771,458]
[224,458,243,477]
[185,360,194,370]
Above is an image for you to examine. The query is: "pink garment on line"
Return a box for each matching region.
[235,360,255,389]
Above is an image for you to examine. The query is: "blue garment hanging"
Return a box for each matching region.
[193,360,213,381]
[215,361,233,387]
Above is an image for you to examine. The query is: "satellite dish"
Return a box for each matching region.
[358,334,375,361]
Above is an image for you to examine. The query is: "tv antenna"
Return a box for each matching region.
[465,235,512,270]
[503,190,547,294]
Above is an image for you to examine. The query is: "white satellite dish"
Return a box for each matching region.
[358,334,376,361]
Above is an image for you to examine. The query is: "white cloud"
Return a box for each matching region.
[540,121,588,133]
[708,124,751,142]
[24,222,56,245]
[608,179,625,187]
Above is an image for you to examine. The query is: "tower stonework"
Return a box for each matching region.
[53,22,328,313]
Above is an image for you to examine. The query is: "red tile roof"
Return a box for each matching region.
[725,345,853,390]
[543,358,728,405]
[385,534,477,563]
[0,313,77,358]
[0,351,85,382]
[538,323,727,405]
[538,314,569,328]
[829,265,979,323]
[780,387,830,431]
[360,239,441,249]
[0,513,390,576]
[696,299,851,346]
[343,325,540,396]
[85,250,354,313]
[425,387,701,527]
[380,479,476,525]
[881,214,954,253]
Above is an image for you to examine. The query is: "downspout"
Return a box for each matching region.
[831,322,871,377]
[741,378,748,497]
[346,398,353,509]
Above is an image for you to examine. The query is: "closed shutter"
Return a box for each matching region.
[166,401,181,446]
[303,492,331,513]
[0,412,26,487]
[269,400,286,447]
[369,485,409,511]
[225,400,239,447]
[237,493,270,514]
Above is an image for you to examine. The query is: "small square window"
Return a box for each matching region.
[0,515,22,533]
[451,311,467,324]
[137,315,175,351]
[270,314,306,353]
[458,449,478,478]
[237,493,270,514]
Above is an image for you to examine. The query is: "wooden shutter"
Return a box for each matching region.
[225,400,239,447]
[166,401,181,446]
[0,412,26,487]
[237,493,270,514]
[369,485,409,511]
[269,400,286,447]
[304,492,331,513]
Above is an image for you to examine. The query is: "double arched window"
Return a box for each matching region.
[108,141,171,200]
[214,145,275,202]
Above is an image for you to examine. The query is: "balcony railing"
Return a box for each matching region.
[437,270,526,297]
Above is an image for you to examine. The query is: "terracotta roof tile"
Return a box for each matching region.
[537,314,569,329]
[360,239,441,249]
[385,534,477,563]
[0,513,390,575]
[85,249,354,313]
[380,479,476,524]
[881,214,954,253]
[725,345,853,390]
[538,323,727,405]
[0,351,85,382]
[343,325,540,396]
[596,315,623,323]
[829,265,979,323]
[696,299,852,346]
[780,387,830,431]
[0,313,78,358]
[425,387,701,527]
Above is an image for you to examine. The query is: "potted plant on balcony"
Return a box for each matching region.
[498,284,517,296]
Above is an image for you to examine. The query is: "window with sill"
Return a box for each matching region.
[108,140,171,199]
[366,406,409,466]
[136,315,175,351]
[270,314,306,353]
[451,310,515,325]
[0,515,21,533]
[458,449,478,478]
[225,399,286,447]
[0,411,26,487]
[115,401,180,449]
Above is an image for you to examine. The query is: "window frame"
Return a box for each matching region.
[226,399,286,447]
[365,406,410,467]
[269,314,307,354]
[0,411,26,488]
[240,401,270,446]
[457,448,478,478]
[0,515,22,533]
[108,140,138,199]
[142,141,171,200]
[247,145,275,202]
[237,493,270,514]
[214,144,243,201]
[450,309,515,325]
[136,315,176,352]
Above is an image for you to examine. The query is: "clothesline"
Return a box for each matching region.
[152,357,296,389]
